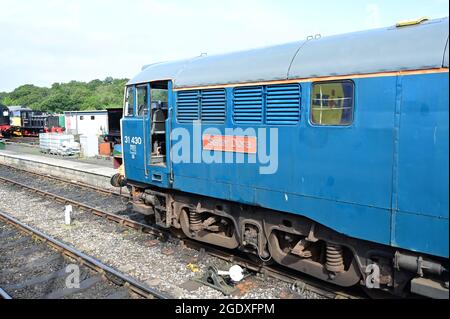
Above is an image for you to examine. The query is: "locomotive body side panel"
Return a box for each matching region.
[393,72,449,257]
[170,76,398,249]
[122,71,449,258]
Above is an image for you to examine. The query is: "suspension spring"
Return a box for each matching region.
[326,243,345,273]
[189,210,203,232]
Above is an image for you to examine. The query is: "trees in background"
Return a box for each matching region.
[0,77,128,113]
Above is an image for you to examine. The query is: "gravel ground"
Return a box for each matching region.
[0,164,128,215]
[0,222,138,299]
[0,182,322,299]
[2,144,114,168]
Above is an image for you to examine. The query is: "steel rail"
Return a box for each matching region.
[0,171,364,299]
[2,138,39,148]
[0,210,172,299]
[0,175,165,239]
[0,287,12,299]
[0,163,127,198]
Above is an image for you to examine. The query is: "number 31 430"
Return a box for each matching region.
[124,136,142,145]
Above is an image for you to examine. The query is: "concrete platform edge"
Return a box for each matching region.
[0,153,118,192]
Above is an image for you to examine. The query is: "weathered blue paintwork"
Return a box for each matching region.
[122,71,449,259]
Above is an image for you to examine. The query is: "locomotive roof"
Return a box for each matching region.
[7,105,32,111]
[128,17,449,88]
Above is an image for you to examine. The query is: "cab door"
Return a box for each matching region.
[122,84,151,183]
[145,81,172,188]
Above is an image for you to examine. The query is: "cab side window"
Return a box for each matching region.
[137,86,149,117]
[125,86,135,117]
[311,81,354,126]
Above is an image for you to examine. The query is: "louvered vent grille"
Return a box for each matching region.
[201,89,226,123]
[233,86,263,124]
[177,90,200,123]
[266,84,301,125]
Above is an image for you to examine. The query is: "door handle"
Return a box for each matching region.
[152,173,162,182]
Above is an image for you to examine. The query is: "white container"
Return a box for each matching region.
[80,135,99,157]
[39,133,79,156]
[59,140,80,156]
[39,133,50,151]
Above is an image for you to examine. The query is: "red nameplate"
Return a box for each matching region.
[202,134,257,154]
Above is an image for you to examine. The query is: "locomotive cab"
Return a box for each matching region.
[122,80,172,190]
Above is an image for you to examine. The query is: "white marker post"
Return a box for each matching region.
[65,205,73,225]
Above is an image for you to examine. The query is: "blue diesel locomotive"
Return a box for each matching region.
[117,18,449,298]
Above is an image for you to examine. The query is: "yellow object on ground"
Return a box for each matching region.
[186,263,200,273]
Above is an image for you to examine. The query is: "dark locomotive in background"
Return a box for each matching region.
[0,106,123,151]
[19,110,61,136]
[0,105,62,137]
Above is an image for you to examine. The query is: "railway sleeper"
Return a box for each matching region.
[128,185,449,298]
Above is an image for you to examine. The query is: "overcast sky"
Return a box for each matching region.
[0,0,448,92]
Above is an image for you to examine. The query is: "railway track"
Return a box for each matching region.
[2,137,39,147]
[0,211,171,299]
[0,163,365,299]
